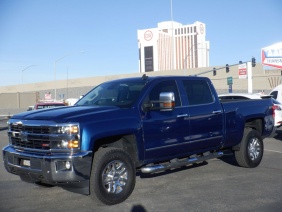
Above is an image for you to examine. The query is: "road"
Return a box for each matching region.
[1,128,282,212]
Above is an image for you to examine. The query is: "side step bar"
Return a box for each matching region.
[140,151,224,174]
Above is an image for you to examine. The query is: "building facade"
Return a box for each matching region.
[137,21,210,73]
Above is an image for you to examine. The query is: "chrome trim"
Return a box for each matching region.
[212,110,222,114]
[141,151,223,173]
[3,145,93,184]
[177,114,188,118]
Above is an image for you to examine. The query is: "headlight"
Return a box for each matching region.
[51,124,80,150]
[57,125,79,134]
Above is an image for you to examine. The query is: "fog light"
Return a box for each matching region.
[56,161,72,171]
[65,161,71,170]
[68,140,79,148]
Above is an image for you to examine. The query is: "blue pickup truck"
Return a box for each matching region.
[3,75,275,205]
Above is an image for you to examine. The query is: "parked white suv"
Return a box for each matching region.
[269,84,282,103]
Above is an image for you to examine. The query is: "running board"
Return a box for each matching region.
[141,151,224,174]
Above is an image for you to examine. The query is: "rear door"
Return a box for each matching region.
[182,79,224,152]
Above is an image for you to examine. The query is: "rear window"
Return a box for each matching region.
[270,91,278,100]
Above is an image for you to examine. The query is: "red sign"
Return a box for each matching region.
[45,93,51,100]
[238,64,247,79]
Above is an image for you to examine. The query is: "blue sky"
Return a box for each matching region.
[0,0,281,86]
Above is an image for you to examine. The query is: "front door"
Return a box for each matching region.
[142,80,190,161]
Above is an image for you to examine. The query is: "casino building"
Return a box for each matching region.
[137,21,210,73]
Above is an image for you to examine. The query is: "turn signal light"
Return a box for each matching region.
[162,102,175,108]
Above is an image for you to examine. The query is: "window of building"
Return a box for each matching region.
[144,46,154,72]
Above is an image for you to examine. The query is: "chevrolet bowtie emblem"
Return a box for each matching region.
[19,131,29,142]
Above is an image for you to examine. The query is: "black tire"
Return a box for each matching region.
[235,128,264,168]
[90,147,136,205]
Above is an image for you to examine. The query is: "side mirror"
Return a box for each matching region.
[159,92,175,111]
[143,92,175,111]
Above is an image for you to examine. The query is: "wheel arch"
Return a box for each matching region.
[244,118,263,135]
[232,118,262,151]
[92,134,142,168]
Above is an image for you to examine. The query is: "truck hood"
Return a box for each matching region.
[11,106,121,122]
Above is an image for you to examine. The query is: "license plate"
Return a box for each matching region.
[22,159,30,167]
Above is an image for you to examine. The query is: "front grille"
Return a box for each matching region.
[7,120,79,152]
[8,123,53,150]
[9,134,51,150]
[10,124,51,134]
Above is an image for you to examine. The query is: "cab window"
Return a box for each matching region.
[145,80,181,107]
[183,80,214,105]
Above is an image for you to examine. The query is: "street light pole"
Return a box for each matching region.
[184,43,201,75]
[54,51,84,100]
[21,65,38,84]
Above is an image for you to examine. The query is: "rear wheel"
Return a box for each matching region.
[235,128,264,168]
[90,147,136,205]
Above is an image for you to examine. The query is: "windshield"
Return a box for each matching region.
[76,80,146,108]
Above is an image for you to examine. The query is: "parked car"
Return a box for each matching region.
[65,98,79,106]
[219,93,282,127]
[269,84,282,103]
[33,102,66,110]
[27,106,35,111]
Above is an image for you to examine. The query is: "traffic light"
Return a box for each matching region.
[252,57,256,67]
[213,68,216,76]
[226,64,229,73]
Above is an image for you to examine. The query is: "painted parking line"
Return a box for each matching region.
[265,149,282,154]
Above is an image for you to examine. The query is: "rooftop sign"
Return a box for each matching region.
[261,42,282,69]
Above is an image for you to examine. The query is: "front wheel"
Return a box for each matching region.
[235,128,264,168]
[90,147,136,205]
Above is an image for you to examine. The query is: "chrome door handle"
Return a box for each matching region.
[177,114,188,118]
[212,110,222,114]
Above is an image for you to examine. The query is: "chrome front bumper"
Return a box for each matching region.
[3,145,93,193]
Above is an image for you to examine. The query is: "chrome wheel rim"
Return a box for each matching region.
[248,138,261,160]
[102,160,128,194]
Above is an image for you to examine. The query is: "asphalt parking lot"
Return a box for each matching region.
[0,126,282,212]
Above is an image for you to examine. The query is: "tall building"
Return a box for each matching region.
[137,21,210,73]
